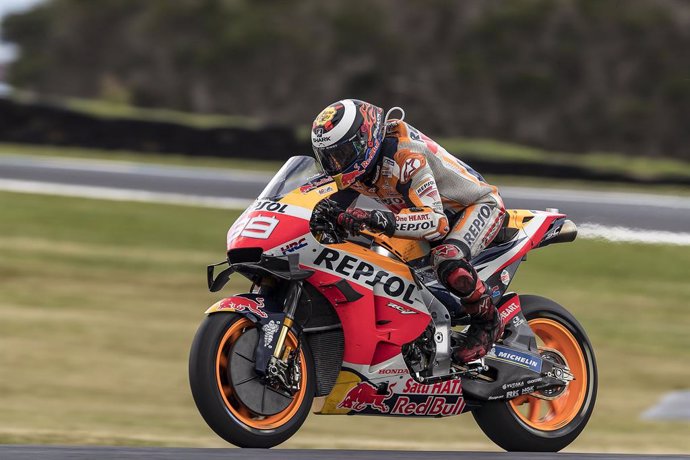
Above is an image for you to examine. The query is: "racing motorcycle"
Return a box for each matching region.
[189,156,597,452]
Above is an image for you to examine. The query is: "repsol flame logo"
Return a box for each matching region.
[313,248,418,303]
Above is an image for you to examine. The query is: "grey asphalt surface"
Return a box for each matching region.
[1,155,689,232]
[0,446,687,460]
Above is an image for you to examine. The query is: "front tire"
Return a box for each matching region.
[189,313,315,448]
[472,295,598,452]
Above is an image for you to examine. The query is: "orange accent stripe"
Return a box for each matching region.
[331,242,413,280]
[450,204,478,233]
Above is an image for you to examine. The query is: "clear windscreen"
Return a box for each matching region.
[258,156,324,200]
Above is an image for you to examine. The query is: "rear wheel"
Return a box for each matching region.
[189,313,314,448]
[472,295,597,452]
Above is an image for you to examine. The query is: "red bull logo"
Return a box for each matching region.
[218,296,267,318]
[338,382,395,413]
[391,396,465,416]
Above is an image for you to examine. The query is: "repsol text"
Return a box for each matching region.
[313,248,417,303]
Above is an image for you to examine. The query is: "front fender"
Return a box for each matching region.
[205,294,286,375]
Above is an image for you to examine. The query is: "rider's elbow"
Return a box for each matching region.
[423,214,450,241]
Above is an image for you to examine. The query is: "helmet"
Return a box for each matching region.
[311,99,384,189]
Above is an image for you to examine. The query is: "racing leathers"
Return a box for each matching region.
[338,120,506,363]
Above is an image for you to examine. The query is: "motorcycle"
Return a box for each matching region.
[189,155,597,451]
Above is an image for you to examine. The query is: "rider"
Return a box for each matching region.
[311,99,506,363]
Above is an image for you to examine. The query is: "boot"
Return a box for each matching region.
[436,257,504,363]
[453,295,505,364]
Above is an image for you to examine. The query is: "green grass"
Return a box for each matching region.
[11,92,260,130]
[0,191,688,452]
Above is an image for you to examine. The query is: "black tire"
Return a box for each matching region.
[472,295,598,452]
[189,313,315,448]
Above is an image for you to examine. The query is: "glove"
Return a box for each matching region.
[337,208,396,237]
[313,198,342,220]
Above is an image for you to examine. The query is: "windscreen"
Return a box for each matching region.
[259,156,323,200]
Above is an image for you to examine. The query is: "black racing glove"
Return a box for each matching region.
[337,208,396,237]
[313,198,342,220]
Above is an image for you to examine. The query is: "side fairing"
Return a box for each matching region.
[300,244,431,367]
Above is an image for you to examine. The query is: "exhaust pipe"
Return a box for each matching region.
[551,219,578,244]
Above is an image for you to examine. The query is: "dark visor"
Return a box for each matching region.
[314,135,367,176]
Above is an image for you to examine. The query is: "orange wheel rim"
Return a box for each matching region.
[215,318,307,430]
[509,318,587,431]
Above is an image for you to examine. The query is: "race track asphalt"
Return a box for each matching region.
[1,154,689,232]
[0,446,688,460]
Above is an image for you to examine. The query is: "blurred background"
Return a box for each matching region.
[0,0,688,454]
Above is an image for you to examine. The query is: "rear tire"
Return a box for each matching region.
[189,313,315,448]
[472,295,597,452]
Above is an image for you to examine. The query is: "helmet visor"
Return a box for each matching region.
[314,135,366,176]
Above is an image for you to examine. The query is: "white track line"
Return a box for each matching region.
[1,178,689,246]
[0,179,252,209]
[500,186,690,210]
[3,154,690,209]
[578,223,690,246]
[0,154,275,182]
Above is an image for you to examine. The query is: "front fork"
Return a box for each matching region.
[266,281,303,392]
[273,281,302,358]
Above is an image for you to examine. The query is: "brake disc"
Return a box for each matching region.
[532,346,571,400]
[228,328,293,416]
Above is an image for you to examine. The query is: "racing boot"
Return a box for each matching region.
[438,258,504,363]
[453,295,504,363]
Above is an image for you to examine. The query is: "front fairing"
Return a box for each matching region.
[226,156,336,255]
[223,156,432,367]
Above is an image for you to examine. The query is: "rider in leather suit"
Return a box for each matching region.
[311,99,505,363]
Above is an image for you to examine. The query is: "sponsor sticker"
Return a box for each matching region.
[488,345,543,373]
[500,269,511,285]
[498,301,520,324]
[252,200,288,213]
[262,320,280,348]
[338,382,395,413]
[402,378,462,395]
[300,176,333,193]
[378,368,409,375]
[432,244,461,260]
[462,205,493,246]
[520,386,535,395]
[502,381,525,390]
[391,396,464,416]
[218,296,267,318]
[386,302,418,315]
[313,248,418,303]
[280,237,308,254]
[401,157,422,182]
[382,157,396,177]
[414,179,434,197]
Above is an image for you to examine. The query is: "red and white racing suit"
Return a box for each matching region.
[335,119,506,362]
[349,120,505,273]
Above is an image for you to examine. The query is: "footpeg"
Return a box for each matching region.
[452,358,492,381]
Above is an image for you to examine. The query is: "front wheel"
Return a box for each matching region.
[189,313,315,448]
[472,295,598,452]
